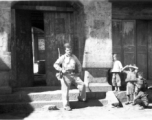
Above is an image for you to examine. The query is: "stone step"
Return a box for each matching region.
[0,89,106,103]
[0,99,108,113]
[0,83,112,113]
[12,83,112,93]
[86,83,112,92]
[0,83,111,103]
[13,86,62,93]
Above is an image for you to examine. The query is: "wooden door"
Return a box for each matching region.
[122,21,136,66]
[112,20,123,62]
[148,21,152,80]
[136,20,148,79]
[112,20,136,65]
[44,12,73,86]
[12,10,34,87]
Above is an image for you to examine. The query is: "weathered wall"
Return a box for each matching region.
[0,1,11,52]
[83,1,112,68]
[0,1,11,94]
[82,1,112,85]
[0,1,12,93]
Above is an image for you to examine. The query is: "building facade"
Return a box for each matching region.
[0,0,152,94]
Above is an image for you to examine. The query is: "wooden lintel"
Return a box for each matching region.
[14,6,74,12]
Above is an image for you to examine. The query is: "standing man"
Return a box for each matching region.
[54,43,86,111]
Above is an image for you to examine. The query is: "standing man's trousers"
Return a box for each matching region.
[60,73,86,108]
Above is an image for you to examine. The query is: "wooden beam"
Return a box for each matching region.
[14,5,74,12]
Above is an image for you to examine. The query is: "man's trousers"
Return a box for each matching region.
[60,73,86,108]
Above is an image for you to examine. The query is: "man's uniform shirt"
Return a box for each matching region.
[54,54,82,73]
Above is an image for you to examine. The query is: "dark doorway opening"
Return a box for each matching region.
[31,11,46,86]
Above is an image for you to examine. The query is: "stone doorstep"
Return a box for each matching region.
[0,89,107,103]
[0,99,108,113]
[0,83,112,112]
[13,82,112,93]
[86,82,112,92]
[0,90,151,113]
[0,83,111,103]
[12,86,62,92]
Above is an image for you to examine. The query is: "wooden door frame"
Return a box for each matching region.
[11,9,17,87]
[11,9,34,87]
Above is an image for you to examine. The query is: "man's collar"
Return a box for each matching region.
[65,54,72,57]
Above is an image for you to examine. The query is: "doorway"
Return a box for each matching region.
[31,11,46,86]
[12,10,73,87]
[11,1,84,88]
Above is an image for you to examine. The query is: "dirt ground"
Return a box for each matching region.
[0,103,152,120]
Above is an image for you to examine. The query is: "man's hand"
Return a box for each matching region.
[61,69,66,73]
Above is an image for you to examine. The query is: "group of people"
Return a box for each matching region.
[111,54,149,110]
[53,42,149,111]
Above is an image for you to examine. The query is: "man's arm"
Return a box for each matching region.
[53,55,65,72]
[121,65,129,72]
[119,61,123,71]
[73,55,82,73]
[134,92,142,100]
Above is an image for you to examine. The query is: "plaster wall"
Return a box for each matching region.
[0,1,11,89]
[82,1,112,85]
[83,1,112,68]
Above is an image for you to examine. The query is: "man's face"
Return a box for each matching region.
[129,68,134,72]
[113,55,117,61]
[134,69,138,73]
[65,48,72,56]
[138,75,142,79]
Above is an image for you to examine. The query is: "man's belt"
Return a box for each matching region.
[65,70,75,74]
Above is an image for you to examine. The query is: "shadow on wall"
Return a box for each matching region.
[0,58,35,119]
[0,54,34,118]
[0,54,11,87]
[0,54,11,71]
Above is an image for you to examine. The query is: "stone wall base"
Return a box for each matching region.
[0,86,12,95]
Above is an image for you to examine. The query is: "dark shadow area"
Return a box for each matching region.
[146,106,152,109]
[147,88,152,103]
[0,54,11,71]
[120,72,127,91]
[112,99,123,108]
[107,68,112,86]
[70,99,104,109]
[70,91,106,109]
[0,105,33,119]
[0,89,34,119]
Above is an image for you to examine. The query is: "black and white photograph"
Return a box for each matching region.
[0,0,152,119]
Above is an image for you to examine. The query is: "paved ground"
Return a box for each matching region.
[0,103,152,120]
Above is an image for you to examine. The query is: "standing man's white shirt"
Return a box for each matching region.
[111,60,123,72]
